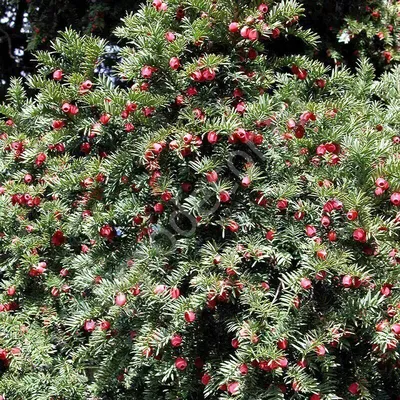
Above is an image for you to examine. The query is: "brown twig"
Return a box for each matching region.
[0,26,15,59]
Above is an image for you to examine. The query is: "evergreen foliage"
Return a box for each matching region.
[0,0,400,399]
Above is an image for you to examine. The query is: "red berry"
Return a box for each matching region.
[376,320,389,332]
[80,143,91,154]
[175,357,187,370]
[183,133,193,144]
[184,310,196,323]
[24,174,33,184]
[100,320,111,331]
[241,176,251,188]
[202,68,216,81]
[321,215,330,227]
[376,178,389,190]
[390,192,400,206]
[100,114,111,125]
[305,225,316,237]
[100,224,114,240]
[353,228,367,243]
[227,382,240,395]
[228,22,239,33]
[51,230,66,246]
[258,3,268,13]
[346,209,358,220]
[277,199,288,210]
[206,170,218,183]
[169,57,181,70]
[53,69,63,80]
[52,120,65,130]
[297,68,308,80]
[0,349,8,360]
[170,334,183,347]
[315,344,327,356]
[391,324,400,335]
[170,287,180,299]
[161,191,172,202]
[342,275,352,288]
[328,230,337,242]
[84,320,96,332]
[219,191,230,203]
[201,373,211,385]
[261,281,270,290]
[35,152,47,166]
[265,230,275,241]
[81,80,93,90]
[154,203,165,214]
[6,286,16,296]
[381,284,392,297]
[227,220,239,233]
[277,338,288,349]
[316,249,327,260]
[115,292,127,306]
[297,359,307,368]
[348,382,360,395]
[165,31,175,41]
[248,29,259,41]
[300,277,312,290]
[240,26,250,38]
[141,65,153,79]
[61,103,71,113]
[315,270,327,280]
[181,182,192,192]
[207,131,218,144]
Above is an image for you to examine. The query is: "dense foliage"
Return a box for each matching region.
[1,0,399,102]
[303,0,400,71]
[0,0,140,100]
[0,0,400,399]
